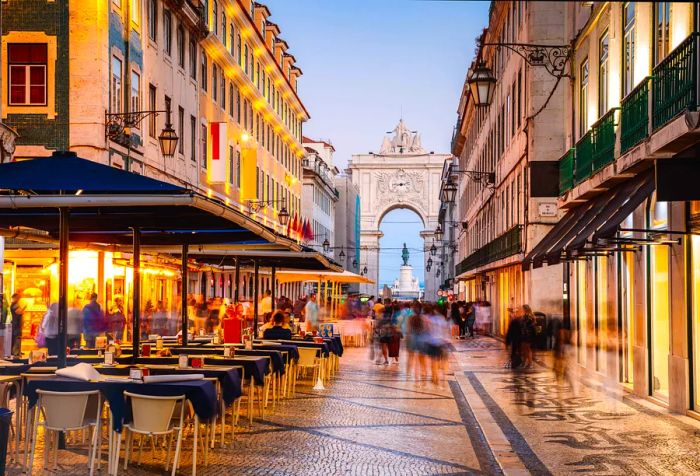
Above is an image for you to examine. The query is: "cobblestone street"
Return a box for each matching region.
[9,337,700,475]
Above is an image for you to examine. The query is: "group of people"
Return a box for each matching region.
[12,293,120,356]
[368,299,454,385]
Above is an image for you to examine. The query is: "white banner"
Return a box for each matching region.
[207,122,227,183]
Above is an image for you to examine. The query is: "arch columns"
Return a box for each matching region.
[360,229,383,296]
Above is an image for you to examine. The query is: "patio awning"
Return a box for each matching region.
[143,247,343,272]
[523,170,654,270]
[0,151,298,249]
[275,269,374,284]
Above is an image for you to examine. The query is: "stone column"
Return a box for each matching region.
[360,230,382,296]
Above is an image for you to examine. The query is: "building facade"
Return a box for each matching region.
[301,137,338,256]
[452,1,567,335]
[520,1,699,416]
[1,0,309,331]
[437,157,460,294]
[333,174,361,282]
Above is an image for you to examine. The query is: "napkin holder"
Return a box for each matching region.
[178,354,188,369]
[29,349,47,364]
[104,352,114,366]
[129,367,143,381]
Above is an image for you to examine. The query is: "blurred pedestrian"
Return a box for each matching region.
[520,305,537,369]
[83,293,105,348]
[465,302,476,338]
[40,302,59,355]
[9,293,25,356]
[505,309,523,369]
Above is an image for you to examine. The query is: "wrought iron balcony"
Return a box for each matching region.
[620,77,650,154]
[574,130,593,184]
[591,107,619,172]
[652,33,698,130]
[558,148,575,195]
[455,225,522,275]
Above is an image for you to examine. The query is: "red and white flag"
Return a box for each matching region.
[208,122,227,183]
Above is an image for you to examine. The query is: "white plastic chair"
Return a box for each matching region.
[29,389,101,475]
[295,347,321,393]
[120,392,186,476]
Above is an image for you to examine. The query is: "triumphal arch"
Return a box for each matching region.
[347,120,451,300]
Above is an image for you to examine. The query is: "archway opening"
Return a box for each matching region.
[378,208,425,299]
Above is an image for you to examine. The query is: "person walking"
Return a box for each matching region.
[304,293,319,332]
[82,293,105,348]
[505,310,523,369]
[465,303,476,338]
[67,300,83,349]
[9,293,25,356]
[520,305,537,369]
[40,303,59,355]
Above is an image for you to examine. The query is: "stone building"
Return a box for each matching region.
[301,137,338,256]
[1,0,309,307]
[452,1,567,335]
[521,1,699,415]
[333,173,361,290]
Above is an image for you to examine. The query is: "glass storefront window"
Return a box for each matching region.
[648,194,670,400]
[620,249,634,385]
[692,235,700,409]
[577,260,588,366]
[650,243,670,400]
[596,256,608,373]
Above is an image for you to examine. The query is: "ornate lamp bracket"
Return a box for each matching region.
[482,42,572,78]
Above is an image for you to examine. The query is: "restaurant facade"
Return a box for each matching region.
[520,1,700,416]
[0,0,325,351]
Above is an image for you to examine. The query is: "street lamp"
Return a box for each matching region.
[427,257,433,268]
[362,266,368,275]
[434,225,444,242]
[339,250,345,261]
[277,206,290,227]
[157,110,178,157]
[467,62,497,108]
[441,179,458,203]
[105,107,179,158]
[352,259,358,269]
[429,244,437,256]
[322,238,330,253]
[426,264,432,272]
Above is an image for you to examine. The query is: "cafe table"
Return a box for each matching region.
[116,355,269,423]
[202,356,271,423]
[24,375,217,476]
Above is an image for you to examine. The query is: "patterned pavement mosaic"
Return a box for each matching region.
[453,336,700,476]
[8,336,700,475]
[9,346,485,475]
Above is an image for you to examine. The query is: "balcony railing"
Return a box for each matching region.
[592,108,619,172]
[455,225,522,275]
[620,77,650,153]
[559,148,575,195]
[574,130,593,183]
[652,33,698,130]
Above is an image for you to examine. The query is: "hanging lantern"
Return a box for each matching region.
[468,61,497,107]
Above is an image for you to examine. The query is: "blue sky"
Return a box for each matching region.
[264,0,489,285]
